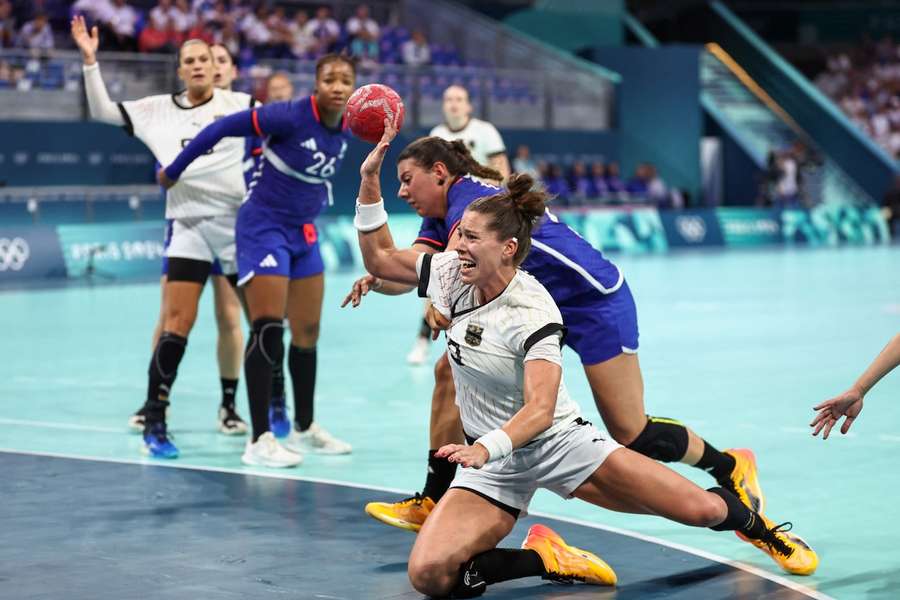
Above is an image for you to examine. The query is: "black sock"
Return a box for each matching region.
[145,332,186,426]
[220,377,238,409]
[271,359,285,399]
[289,345,316,431]
[451,549,546,597]
[418,317,431,339]
[244,318,284,442]
[708,486,766,539]
[422,449,458,501]
[695,441,736,481]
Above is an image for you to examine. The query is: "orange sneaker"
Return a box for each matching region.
[364,493,435,532]
[722,448,765,513]
[737,515,819,576]
[522,524,616,585]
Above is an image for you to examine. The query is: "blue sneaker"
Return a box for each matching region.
[142,422,179,459]
[269,396,291,439]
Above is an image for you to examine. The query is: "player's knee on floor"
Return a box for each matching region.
[626,416,689,462]
[408,560,458,598]
[248,317,285,366]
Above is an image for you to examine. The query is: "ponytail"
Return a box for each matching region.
[397,136,503,182]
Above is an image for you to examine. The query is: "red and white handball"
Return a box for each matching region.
[345,84,405,143]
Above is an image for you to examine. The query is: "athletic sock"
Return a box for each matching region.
[289,345,316,431]
[451,549,545,597]
[708,486,766,539]
[145,332,186,425]
[271,359,285,399]
[244,318,284,442]
[220,377,238,409]
[422,448,458,501]
[695,441,736,481]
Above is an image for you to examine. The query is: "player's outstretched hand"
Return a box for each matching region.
[157,168,176,189]
[341,274,382,308]
[359,118,398,178]
[70,15,99,65]
[436,443,489,469]
[811,388,863,439]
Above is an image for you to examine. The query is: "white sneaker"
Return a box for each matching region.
[241,432,303,468]
[406,336,430,365]
[282,422,352,455]
[217,406,248,436]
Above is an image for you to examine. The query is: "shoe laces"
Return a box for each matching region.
[399,492,427,506]
[760,522,795,557]
[220,406,243,426]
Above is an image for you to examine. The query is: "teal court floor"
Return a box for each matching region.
[2,245,898,599]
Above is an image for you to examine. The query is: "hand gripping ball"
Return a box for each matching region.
[345,84,405,144]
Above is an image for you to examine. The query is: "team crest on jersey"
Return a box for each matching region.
[465,323,484,346]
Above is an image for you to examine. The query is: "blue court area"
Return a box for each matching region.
[3,245,899,599]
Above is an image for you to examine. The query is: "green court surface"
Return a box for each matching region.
[3,245,898,599]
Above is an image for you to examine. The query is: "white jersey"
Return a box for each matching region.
[120,88,256,219]
[430,117,506,167]
[417,251,581,441]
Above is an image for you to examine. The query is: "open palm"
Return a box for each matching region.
[70,15,99,62]
[811,389,863,439]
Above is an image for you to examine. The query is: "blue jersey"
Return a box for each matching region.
[415,176,624,304]
[246,96,350,224]
[166,96,350,226]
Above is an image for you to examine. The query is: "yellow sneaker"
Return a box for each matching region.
[723,448,765,513]
[737,515,819,576]
[522,524,617,585]
[364,493,435,532]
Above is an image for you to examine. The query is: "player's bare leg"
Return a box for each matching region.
[212,275,247,435]
[583,353,764,513]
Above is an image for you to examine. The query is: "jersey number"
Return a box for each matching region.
[447,338,464,366]
[306,152,336,177]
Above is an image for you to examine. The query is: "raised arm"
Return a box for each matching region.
[72,15,124,126]
[811,333,900,439]
[160,110,257,186]
[353,122,422,285]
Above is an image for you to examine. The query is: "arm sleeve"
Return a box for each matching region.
[415,251,460,319]
[164,109,257,180]
[82,63,126,126]
[252,100,299,138]
[482,123,506,156]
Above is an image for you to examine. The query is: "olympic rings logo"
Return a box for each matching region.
[0,237,31,271]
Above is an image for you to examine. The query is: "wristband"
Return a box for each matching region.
[475,429,513,462]
[353,198,388,232]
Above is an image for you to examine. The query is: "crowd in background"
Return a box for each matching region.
[0,0,438,69]
[512,144,686,209]
[815,34,900,159]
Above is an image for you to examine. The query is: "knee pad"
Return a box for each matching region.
[250,318,284,367]
[626,416,689,462]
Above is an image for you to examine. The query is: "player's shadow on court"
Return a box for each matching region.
[375,561,409,573]
[614,563,733,595]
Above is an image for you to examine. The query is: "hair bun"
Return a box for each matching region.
[505,173,545,223]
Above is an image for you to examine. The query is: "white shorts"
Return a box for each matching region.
[166,215,237,275]
[450,418,622,517]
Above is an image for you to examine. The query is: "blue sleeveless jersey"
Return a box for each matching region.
[416,176,624,303]
[246,96,351,225]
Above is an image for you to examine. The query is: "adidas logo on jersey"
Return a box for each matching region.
[301,138,318,151]
[259,254,278,268]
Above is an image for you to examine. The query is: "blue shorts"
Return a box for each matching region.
[235,201,324,285]
[558,280,639,365]
[161,220,224,276]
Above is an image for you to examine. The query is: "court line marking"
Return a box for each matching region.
[0,447,832,600]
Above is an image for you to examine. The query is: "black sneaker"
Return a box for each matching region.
[218,405,248,436]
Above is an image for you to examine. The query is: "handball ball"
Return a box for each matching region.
[345,84,405,144]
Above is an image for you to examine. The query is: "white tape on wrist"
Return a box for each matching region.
[475,429,513,462]
[353,198,388,232]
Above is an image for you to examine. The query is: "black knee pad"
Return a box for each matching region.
[626,416,689,462]
[250,318,284,367]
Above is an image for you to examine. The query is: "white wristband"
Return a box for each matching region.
[475,429,513,463]
[354,198,388,232]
